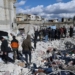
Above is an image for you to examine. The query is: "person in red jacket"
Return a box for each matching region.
[11,36,19,61]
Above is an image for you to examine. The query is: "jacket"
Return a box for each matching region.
[22,35,32,51]
[1,39,8,52]
[11,39,19,48]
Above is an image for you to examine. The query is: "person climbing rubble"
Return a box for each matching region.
[22,34,32,67]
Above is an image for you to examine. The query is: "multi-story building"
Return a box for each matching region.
[48,19,58,22]
[61,18,73,22]
[36,15,42,21]
[16,14,43,21]
[16,13,24,21]
[0,0,17,32]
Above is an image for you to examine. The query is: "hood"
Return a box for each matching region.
[26,35,31,40]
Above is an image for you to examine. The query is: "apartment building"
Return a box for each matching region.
[62,18,73,22]
[48,19,58,22]
[16,14,43,21]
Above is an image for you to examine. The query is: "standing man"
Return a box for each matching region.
[63,26,67,38]
[34,30,38,49]
[22,35,32,67]
[0,37,9,63]
[69,26,73,37]
[11,36,19,61]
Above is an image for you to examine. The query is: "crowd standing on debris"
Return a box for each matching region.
[33,26,73,49]
[34,26,73,42]
[0,26,75,75]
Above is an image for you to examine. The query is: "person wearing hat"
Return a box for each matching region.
[0,36,9,63]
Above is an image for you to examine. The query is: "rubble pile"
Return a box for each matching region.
[0,36,75,75]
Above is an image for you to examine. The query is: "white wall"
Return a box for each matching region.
[0,0,5,21]
[54,19,58,22]
[0,0,16,32]
[37,16,42,21]
[30,15,36,20]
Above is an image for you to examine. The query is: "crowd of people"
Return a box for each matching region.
[34,26,73,41]
[34,26,74,49]
[0,25,75,75]
[0,35,32,67]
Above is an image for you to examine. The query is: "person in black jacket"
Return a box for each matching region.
[0,37,9,63]
[63,26,67,38]
[69,26,73,37]
[34,30,38,49]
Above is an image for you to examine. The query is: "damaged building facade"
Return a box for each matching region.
[0,0,17,33]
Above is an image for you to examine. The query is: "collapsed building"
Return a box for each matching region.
[0,0,17,36]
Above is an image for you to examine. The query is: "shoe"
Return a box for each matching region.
[24,64,27,68]
[24,63,28,68]
[4,61,8,64]
[29,62,32,65]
